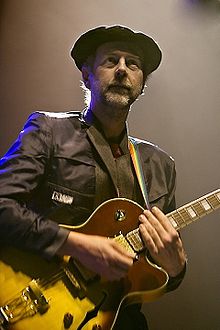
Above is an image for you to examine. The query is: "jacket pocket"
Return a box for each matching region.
[46,182,94,226]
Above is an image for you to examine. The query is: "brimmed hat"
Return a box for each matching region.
[71,25,162,74]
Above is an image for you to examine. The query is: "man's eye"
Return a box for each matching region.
[127,59,141,69]
[103,56,117,67]
[104,57,118,66]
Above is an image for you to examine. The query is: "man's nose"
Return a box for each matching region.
[115,58,127,79]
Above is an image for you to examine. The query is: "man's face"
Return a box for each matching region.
[86,42,144,109]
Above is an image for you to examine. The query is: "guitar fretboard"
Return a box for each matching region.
[125,189,220,253]
[167,189,220,230]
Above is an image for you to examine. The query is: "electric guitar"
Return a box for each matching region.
[0,189,220,330]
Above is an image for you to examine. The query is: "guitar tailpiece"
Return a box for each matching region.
[0,308,8,329]
[0,280,49,325]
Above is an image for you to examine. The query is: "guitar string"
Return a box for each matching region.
[126,228,143,252]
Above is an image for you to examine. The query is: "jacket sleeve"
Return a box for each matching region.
[163,158,187,291]
[0,112,69,259]
[166,261,187,292]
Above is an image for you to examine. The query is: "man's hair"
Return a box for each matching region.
[80,56,95,107]
[80,79,91,108]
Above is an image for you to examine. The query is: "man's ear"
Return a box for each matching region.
[82,65,91,89]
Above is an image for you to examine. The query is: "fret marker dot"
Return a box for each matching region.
[201,200,211,211]
[169,217,178,228]
[187,207,197,218]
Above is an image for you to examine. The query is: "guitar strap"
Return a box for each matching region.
[129,137,151,210]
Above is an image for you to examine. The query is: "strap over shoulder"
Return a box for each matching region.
[129,137,151,210]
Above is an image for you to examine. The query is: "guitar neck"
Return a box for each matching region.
[167,189,220,230]
[125,189,220,253]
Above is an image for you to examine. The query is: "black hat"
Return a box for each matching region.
[71,25,162,74]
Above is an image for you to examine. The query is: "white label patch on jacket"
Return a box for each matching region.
[52,191,73,205]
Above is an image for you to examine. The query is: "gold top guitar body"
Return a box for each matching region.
[0,189,220,329]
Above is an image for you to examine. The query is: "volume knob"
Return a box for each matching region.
[92,324,102,330]
[63,313,73,329]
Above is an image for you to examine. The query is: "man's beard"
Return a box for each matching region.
[100,84,140,109]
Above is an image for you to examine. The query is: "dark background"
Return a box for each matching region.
[1,1,220,329]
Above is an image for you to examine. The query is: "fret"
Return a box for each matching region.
[178,208,194,225]
[134,231,144,251]
[192,202,207,217]
[126,229,144,252]
[131,229,143,251]
[126,230,137,250]
[168,215,178,229]
[171,210,186,229]
[175,210,188,229]
[208,194,220,209]
[185,206,197,220]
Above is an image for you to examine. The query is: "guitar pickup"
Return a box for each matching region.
[63,259,100,300]
[71,259,99,284]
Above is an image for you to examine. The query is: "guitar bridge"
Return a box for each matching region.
[0,279,49,326]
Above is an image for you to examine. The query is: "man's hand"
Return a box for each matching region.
[139,206,186,277]
[57,231,136,281]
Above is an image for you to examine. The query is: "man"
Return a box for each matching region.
[0,25,186,329]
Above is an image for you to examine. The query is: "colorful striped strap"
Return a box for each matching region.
[129,138,151,210]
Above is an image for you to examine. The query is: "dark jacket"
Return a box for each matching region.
[0,111,179,271]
